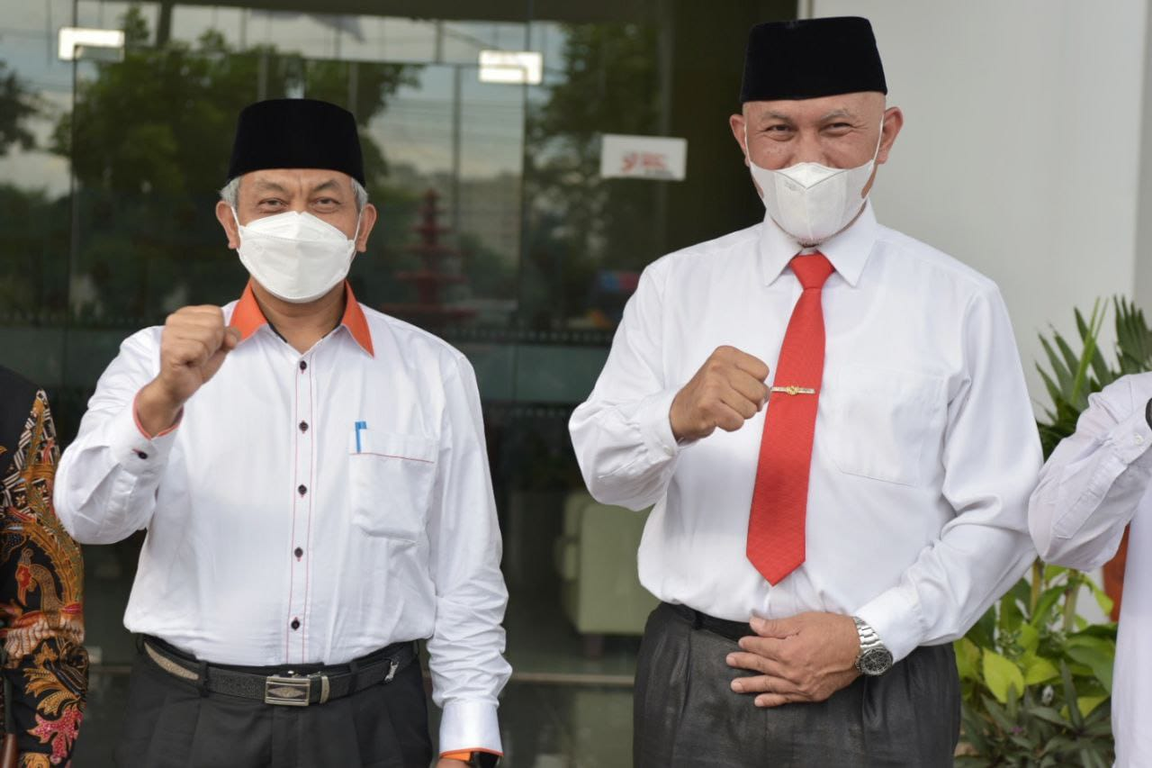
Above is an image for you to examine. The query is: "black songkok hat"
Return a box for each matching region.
[740,17,887,103]
[226,99,365,185]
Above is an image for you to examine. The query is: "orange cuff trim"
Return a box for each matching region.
[440,749,503,761]
[132,391,181,439]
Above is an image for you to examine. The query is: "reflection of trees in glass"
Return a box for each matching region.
[523,23,662,330]
[0,186,66,313]
[460,232,517,304]
[49,6,420,321]
[0,60,61,315]
[0,60,41,157]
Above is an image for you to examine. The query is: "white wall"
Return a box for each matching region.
[810,0,1150,410]
[1135,3,1152,306]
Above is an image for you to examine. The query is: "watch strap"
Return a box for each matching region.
[852,616,884,654]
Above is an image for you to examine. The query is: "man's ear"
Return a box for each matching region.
[729,113,751,167]
[216,200,240,249]
[355,204,378,253]
[876,106,904,166]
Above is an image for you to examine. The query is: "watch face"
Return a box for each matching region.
[859,647,894,676]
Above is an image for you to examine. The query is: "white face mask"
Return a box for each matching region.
[233,209,359,304]
[746,121,883,246]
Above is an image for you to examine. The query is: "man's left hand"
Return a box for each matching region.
[436,760,468,767]
[725,612,860,707]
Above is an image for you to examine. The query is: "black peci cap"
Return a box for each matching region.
[740,17,887,103]
[226,98,365,185]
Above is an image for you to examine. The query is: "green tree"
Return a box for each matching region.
[0,60,41,157]
[0,59,58,318]
[522,22,662,329]
[0,185,67,316]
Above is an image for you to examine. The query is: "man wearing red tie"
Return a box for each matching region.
[570,17,1041,766]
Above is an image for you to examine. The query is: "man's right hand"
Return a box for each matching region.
[669,346,770,442]
[136,306,241,436]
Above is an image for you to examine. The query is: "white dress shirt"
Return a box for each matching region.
[1030,373,1152,767]
[569,203,1042,663]
[55,282,510,754]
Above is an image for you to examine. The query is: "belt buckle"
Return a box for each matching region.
[264,674,312,707]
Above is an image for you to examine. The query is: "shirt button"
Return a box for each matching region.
[299,421,309,433]
[299,360,307,372]
[294,547,304,559]
[298,484,307,496]
[1137,434,1145,445]
[290,618,300,630]
[135,450,148,460]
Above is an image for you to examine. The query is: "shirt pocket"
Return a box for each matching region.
[348,429,439,542]
[824,365,946,487]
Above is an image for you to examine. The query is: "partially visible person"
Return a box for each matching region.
[0,366,87,767]
[1030,373,1152,767]
[571,17,1042,767]
[54,99,507,767]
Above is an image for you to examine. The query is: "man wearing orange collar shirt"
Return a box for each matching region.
[55,99,508,768]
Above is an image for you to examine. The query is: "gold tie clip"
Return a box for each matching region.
[770,385,816,396]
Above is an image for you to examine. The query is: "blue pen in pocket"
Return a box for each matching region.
[355,421,367,453]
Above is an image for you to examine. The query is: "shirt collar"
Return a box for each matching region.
[758,201,879,288]
[231,280,375,357]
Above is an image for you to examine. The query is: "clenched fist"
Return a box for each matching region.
[136,306,241,435]
[669,346,770,442]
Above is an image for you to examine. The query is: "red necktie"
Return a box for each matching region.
[747,252,835,585]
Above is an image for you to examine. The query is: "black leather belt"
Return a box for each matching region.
[667,602,753,642]
[141,635,418,707]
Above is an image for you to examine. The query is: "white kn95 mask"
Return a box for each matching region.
[233,209,360,304]
[746,121,883,246]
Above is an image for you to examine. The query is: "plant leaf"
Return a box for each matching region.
[1088,579,1115,618]
[983,651,1026,704]
[954,637,982,683]
[1022,654,1060,686]
[1027,705,1071,728]
[1061,662,1085,730]
[1065,645,1114,693]
[1030,585,1066,627]
[1077,695,1108,718]
[1017,623,1040,653]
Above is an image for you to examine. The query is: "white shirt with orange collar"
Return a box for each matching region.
[55,281,510,756]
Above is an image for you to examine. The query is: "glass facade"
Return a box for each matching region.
[0,1,791,762]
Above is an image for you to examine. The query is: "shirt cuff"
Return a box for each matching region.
[439,699,502,756]
[854,584,924,664]
[635,388,681,460]
[441,749,503,762]
[1105,402,1152,466]
[110,393,181,473]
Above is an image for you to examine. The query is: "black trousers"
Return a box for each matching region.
[634,603,960,768]
[115,641,433,768]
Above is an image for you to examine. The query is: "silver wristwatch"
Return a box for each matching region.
[852,616,893,676]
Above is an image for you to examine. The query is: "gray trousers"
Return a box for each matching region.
[115,640,433,768]
[634,603,960,767]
